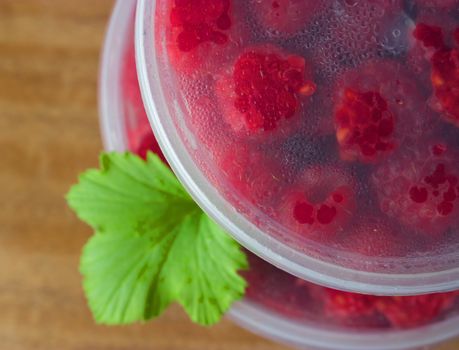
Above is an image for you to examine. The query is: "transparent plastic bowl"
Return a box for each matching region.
[98,2,459,349]
[134,0,459,295]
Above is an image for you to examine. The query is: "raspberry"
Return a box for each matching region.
[252,0,323,35]
[244,252,459,328]
[278,165,356,238]
[217,144,283,208]
[372,141,459,235]
[335,89,396,163]
[409,10,459,53]
[376,292,459,328]
[334,61,431,163]
[216,46,316,137]
[410,12,458,51]
[170,0,230,51]
[324,289,459,329]
[407,9,459,128]
[323,288,378,319]
[164,0,243,74]
[430,47,459,127]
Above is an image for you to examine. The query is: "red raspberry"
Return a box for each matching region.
[323,288,378,319]
[252,0,323,35]
[170,0,230,50]
[408,11,459,58]
[216,46,316,137]
[334,60,431,163]
[278,165,356,238]
[335,89,396,163]
[164,0,243,75]
[407,9,459,128]
[430,47,459,127]
[376,292,459,328]
[372,141,459,235]
[217,144,284,208]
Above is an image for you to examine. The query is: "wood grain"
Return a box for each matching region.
[0,1,457,349]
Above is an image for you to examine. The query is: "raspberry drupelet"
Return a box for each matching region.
[216,45,316,138]
[372,141,459,236]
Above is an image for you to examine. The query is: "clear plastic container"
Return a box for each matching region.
[98,2,459,349]
[135,0,459,295]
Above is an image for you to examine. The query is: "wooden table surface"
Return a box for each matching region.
[0,1,458,349]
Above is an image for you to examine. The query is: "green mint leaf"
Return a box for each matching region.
[67,152,248,326]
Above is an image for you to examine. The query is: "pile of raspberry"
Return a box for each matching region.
[243,253,459,329]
